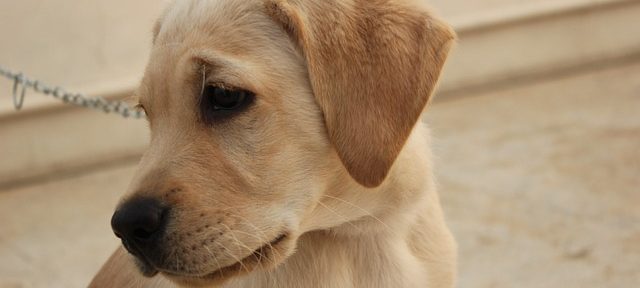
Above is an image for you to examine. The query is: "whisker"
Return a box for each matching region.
[200,65,207,95]
[220,223,259,258]
[315,201,363,233]
[203,245,225,279]
[223,213,283,261]
[218,226,251,274]
[200,224,250,275]
[219,245,248,275]
[228,229,270,270]
[207,223,271,274]
[321,194,393,232]
[176,256,181,274]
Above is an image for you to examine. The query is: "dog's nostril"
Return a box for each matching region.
[111,198,168,248]
[133,228,155,241]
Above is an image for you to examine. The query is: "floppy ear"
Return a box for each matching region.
[265,0,455,187]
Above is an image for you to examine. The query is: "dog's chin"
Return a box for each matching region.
[133,257,160,277]
[161,233,293,287]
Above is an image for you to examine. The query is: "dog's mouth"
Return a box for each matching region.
[157,233,290,283]
[199,233,288,278]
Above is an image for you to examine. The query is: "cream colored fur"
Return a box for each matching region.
[90,0,457,287]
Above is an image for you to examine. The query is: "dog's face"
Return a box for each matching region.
[110,0,454,286]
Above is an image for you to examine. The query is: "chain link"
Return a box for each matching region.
[0,65,144,119]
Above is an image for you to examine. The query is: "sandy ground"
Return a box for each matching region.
[0,61,639,287]
[427,61,640,288]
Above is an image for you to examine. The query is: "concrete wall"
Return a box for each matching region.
[0,0,164,111]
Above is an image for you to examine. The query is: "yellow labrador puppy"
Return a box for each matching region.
[91,0,456,287]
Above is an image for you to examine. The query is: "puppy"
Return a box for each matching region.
[90,0,457,287]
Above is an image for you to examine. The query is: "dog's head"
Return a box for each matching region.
[110,0,454,286]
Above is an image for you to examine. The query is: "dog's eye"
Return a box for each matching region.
[200,85,254,122]
[205,85,250,110]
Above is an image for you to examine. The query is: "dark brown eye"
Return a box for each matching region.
[200,85,254,122]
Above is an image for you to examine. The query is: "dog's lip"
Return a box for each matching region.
[119,238,160,277]
[123,240,159,277]
[204,233,288,277]
[164,233,289,280]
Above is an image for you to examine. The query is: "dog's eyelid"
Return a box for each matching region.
[134,103,149,119]
[192,55,257,94]
[203,82,245,92]
[193,54,224,70]
[134,103,146,111]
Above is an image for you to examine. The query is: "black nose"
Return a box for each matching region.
[111,198,167,255]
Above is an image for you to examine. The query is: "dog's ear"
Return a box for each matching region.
[265,0,455,187]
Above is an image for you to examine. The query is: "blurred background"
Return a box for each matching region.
[0,0,638,287]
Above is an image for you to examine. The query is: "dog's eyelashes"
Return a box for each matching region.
[200,85,254,122]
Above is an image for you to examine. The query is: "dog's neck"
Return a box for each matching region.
[299,123,434,234]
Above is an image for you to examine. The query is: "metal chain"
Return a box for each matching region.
[0,65,144,119]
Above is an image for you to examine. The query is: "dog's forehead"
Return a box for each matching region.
[139,0,293,102]
[156,0,270,47]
